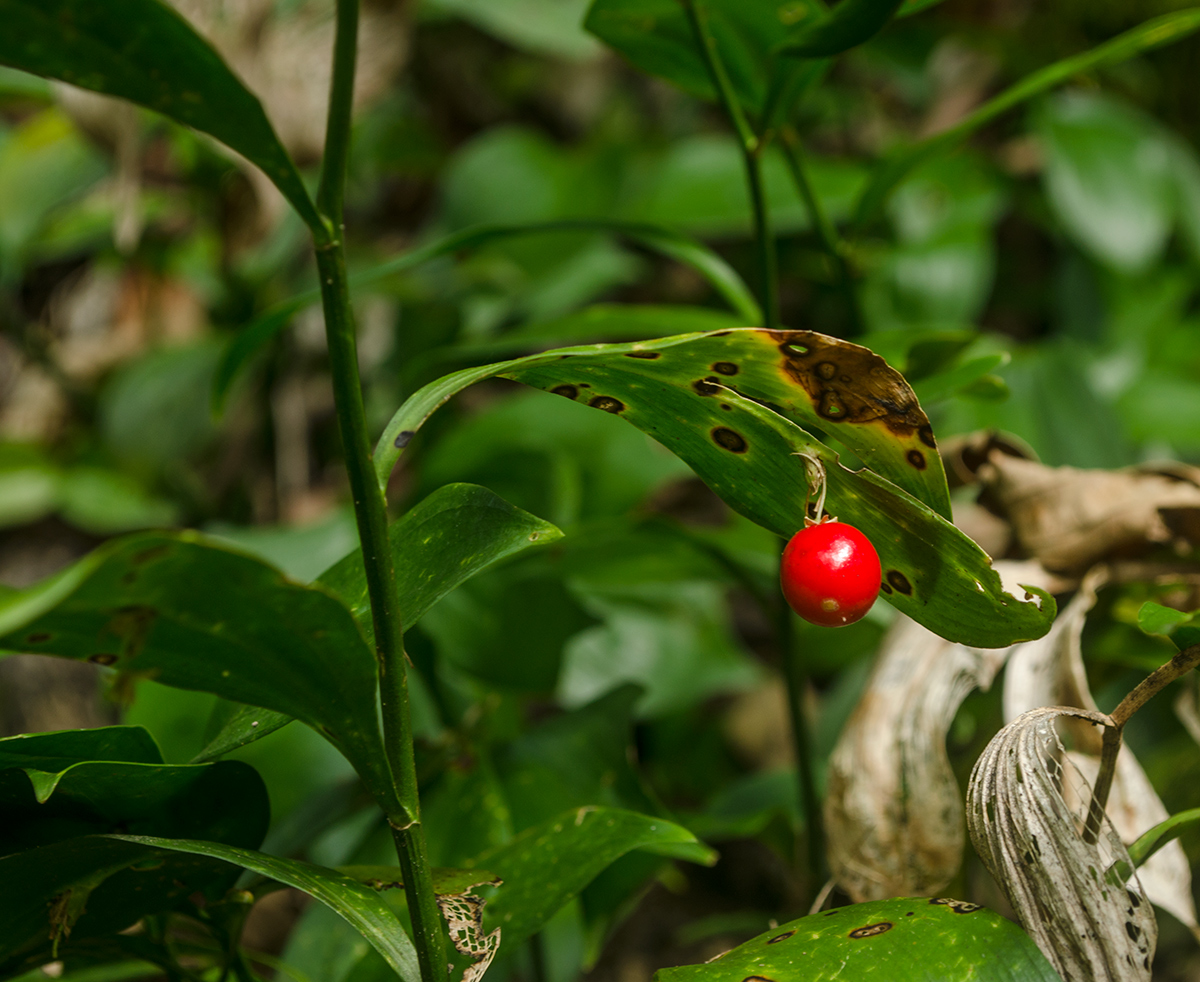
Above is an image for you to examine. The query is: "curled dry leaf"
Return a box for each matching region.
[1004,571,1200,938]
[824,562,1055,902]
[977,451,1200,574]
[967,707,1156,982]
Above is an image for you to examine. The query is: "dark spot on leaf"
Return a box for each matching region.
[742,977,773,982]
[849,923,892,939]
[879,581,893,595]
[693,379,721,396]
[711,428,748,453]
[558,354,573,359]
[905,912,914,917]
[551,384,579,400]
[25,632,51,644]
[589,396,625,413]
[767,931,795,944]
[823,910,839,916]
[887,570,913,595]
[907,449,927,470]
[929,898,980,913]
[132,545,169,565]
[816,361,837,380]
[625,351,661,359]
[720,403,732,411]
[579,382,591,388]
[712,361,739,376]
[89,654,118,666]
[818,391,844,419]
[918,424,937,449]
[1126,922,1141,941]
[394,430,415,449]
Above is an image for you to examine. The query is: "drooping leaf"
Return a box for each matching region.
[852,9,1200,228]
[376,330,1056,647]
[213,220,760,410]
[967,707,1157,981]
[654,897,1059,982]
[780,0,906,58]
[0,532,391,800]
[0,726,161,772]
[0,0,320,230]
[474,806,716,948]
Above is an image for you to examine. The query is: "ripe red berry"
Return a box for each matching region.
[780,521,882,627]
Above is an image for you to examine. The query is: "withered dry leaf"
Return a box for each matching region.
[824,561,1056,902]
[1003,572,1200,939]
[968,707,1156,982]
[978,452,1200,574]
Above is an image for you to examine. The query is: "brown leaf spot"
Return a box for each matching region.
[918,424,937,449]
[849,922,892,939]
[89,653,118,666]
[767,930,795,944]
[929,898,980,913]
[625,351,661,359]
[720,403,732,411]
[25,632,51,644]
[818,391,845,419]
[712,361,739,376]
[879,581,893,595]
[816,361,837,380]
[711,427,748,453]
[693,379,721,397]
[906,449,927,470]
[588,396,625,414]
[887,570,913,595]
[551,384,579,400]
[743,976,774,982]
[394,430,416,449]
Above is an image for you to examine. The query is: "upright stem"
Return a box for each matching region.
[779,128,862,335]
[313,3,446,981]
[681,0,779,330]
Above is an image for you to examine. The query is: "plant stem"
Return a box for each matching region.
[1083,642,1200,845]
[680,0,779,330]
[779,128,862,336]
[312,3,446,981]
[778,576,826,889]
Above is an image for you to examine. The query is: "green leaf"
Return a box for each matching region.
[852,8,1200,228]
[195,484,562,759]
[780,0,906,58]
[337,866,501,896]
[375,330,1056,647]
[475,807,716,948]
[1136,601,1200,651]
[654,897,1059,982]
[0,532,391,799]
[0,0,320,230]
[213,219,760,411]
[0,726,161,771]
[1127,808,1200,868]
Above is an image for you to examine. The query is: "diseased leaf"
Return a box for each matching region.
[376,330,1056,647]
[967,707,1157,981]
[654,897,1059,982]
[0,532,391,799]
[0,0,320,229]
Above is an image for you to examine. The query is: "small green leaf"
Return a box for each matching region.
[780,0,906,58]
[0,0,319,230]
[655,898,1059,982]
[852,8,1200,227]
[1136,601,1200,651]
[0,532,391,799]
[475,807,716,948]
[1127,808,1200,868]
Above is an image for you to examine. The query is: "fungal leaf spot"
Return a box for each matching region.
[886,570,913,596]
[712,361,739,376]
[551,384,579,400]
[394,430,416,449]
[849,922,893,939]
[711,427,748,453]
[588,395,625,413]
[906,449,927,470]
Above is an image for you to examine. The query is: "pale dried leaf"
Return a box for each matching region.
[967,706,1156,982]
[1003,571,1199,937]
[437,893,500,982]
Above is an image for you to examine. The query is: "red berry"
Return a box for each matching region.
[780,521,882,627]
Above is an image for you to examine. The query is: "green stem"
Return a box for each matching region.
[312,3,446,982]
[681,0,779,330]
[779,128,862,335]
[778,579,826,890]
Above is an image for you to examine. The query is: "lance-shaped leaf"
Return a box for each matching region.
[376,331,1055,647]
[0,0,320,230]
[1004,574,1200,940]
[967,707,1157,981]
[1128,810,1200,869]
[654,897,1059,982]
[780,0,906,58]
[194,484,563,761]
[0,532,391,799]
[852,9,1200,228]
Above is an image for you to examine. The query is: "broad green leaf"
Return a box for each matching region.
[375,331,1056,647]
[0,0,320,230]
[426,0,600,60]
[0,532,391,799]
[852,9,1200,228]
[1137,601,1200,651]
[655,897,1058,982]
[1128,808,1200,868]
[0,726,161,772]
[195,484,562,759]
[214,220,759,411]
[781,0,906,57]
[474,807,716,947]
